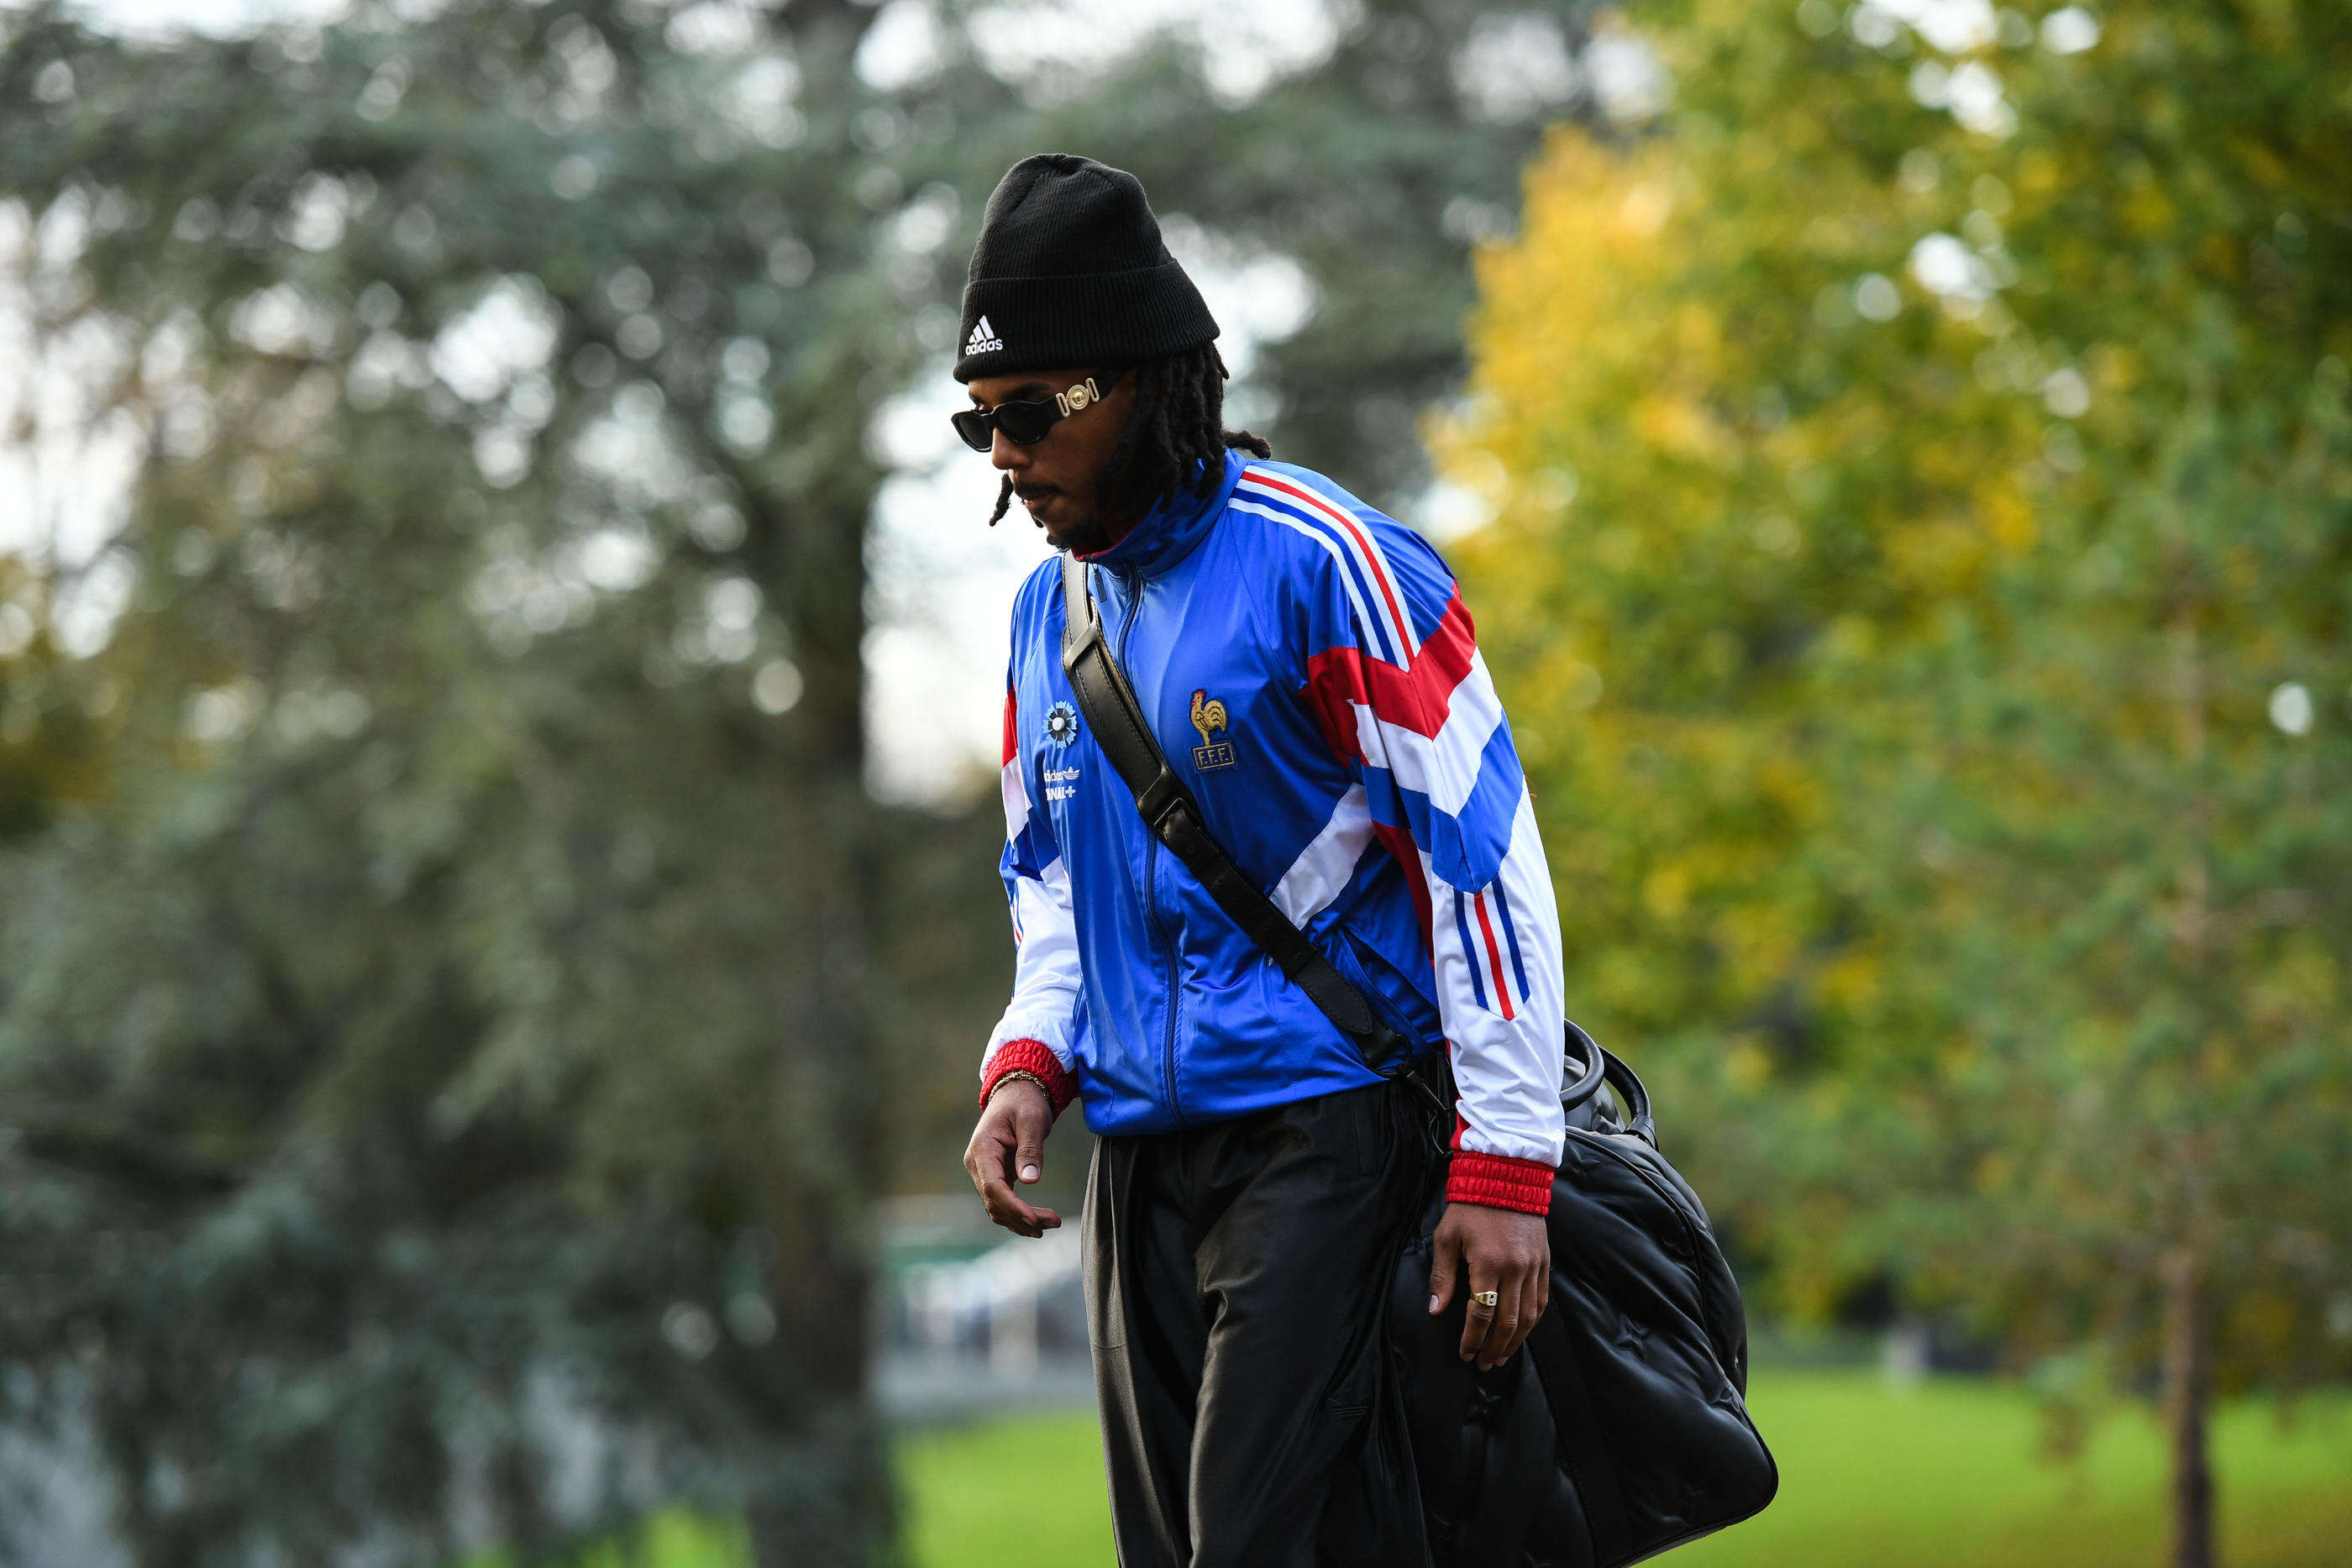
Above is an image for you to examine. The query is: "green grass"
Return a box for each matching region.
[897,1408,1117,1568]
[1667,1373,2352,1568]
[895,1371,2352,1568]
[475,1371,2352,1567]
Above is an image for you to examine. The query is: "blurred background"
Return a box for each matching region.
[1,0,2347,1564]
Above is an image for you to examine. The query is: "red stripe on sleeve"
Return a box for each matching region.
[1001,684,1018,767]
[1470,890,1516,1022]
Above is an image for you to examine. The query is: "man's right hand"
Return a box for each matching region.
[963,1078,1061,1238]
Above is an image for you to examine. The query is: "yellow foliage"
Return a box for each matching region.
[1725,1041,1772,1093]
[1437,2,2352,1365]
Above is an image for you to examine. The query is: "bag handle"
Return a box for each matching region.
[1058,553,1411,1072]
[1562,1021,1656,1147]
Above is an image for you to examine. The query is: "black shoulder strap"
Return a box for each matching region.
[1058,553,1410,1072]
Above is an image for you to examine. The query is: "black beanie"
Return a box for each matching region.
[953,153,1219,383]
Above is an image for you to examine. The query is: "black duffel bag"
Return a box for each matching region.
[1388,1027,1777,1568]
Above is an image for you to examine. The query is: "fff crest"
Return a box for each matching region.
[1189,689,1237,771]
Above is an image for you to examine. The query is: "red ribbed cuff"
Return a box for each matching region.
[1446,1150,1556,1214]
[979,1038,1077,1119]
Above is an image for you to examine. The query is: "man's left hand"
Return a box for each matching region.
[1427,1202,1550,1371]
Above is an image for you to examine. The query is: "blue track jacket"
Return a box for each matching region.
[981,450,1567,1209]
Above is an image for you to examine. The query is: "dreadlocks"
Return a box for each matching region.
[987,343,1272,527]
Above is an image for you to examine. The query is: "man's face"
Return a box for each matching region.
[965,366,1137,555]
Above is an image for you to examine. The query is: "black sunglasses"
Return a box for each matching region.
[952,369,1125,453]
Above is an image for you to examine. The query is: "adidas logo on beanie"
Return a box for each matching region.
[953,154,1219,383]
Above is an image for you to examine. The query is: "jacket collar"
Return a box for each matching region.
[1074,449,1246,580]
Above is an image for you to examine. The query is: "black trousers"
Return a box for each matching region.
[1084,1081,1434,1568]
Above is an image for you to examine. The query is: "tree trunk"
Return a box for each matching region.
[2160,1246,2216,1568]
[743,408,889,1563]
[2160,595,2218,1568]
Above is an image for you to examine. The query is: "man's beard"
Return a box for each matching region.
[1047,514,1118,556]
[1020,483,1121,556]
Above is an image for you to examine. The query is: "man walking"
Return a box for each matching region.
[958,154,1566,1568]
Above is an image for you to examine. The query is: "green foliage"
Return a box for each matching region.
[1444,0,2352,1423]
[0,559,108,839]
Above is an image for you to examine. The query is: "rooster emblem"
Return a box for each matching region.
[1190,690,1227,747]
[1189,689,1237,771]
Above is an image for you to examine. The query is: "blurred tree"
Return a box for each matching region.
[0,559,108,840]
[0,0,921,1560]
[1441,4,2352,1565]
[0,0,1626,1559]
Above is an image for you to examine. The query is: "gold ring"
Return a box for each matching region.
[1470,1290,1499,1308]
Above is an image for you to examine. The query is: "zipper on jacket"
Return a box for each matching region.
[1116,562,1185,1126]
